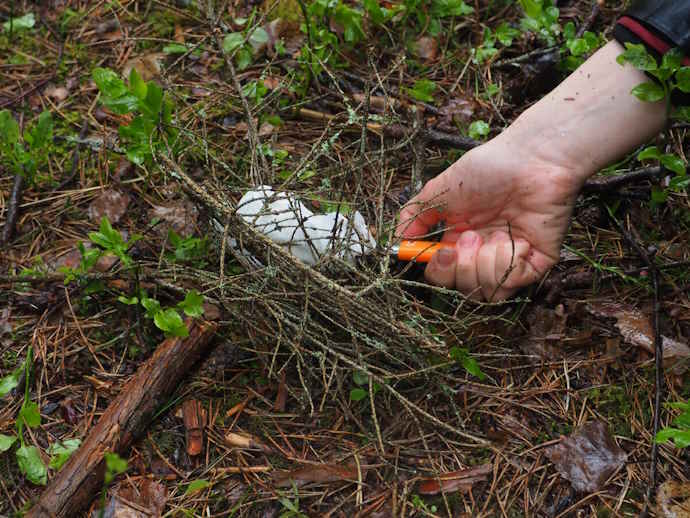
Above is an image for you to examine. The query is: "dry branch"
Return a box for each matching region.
[26,321,217,518]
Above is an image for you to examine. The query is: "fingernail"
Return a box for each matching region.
[435,248,456,266]
[459,232,479,247]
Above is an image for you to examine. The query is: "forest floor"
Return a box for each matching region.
[1,0,689,516]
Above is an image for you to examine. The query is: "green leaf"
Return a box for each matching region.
[468,120,490,139]
[349,388,368,401]
[672,105,690,122]
[661,48,683,73]
[562,21,576,41]
[154,308,188,337]
[0,367,22,397]
[163,43,191,54]
[656,428,690,448]
[0,110,20,147]
[129,68,148,100]
[352,370,368,386]
[661,154,686,176]
[0,434,17,452]
[407,79,436,103]
[449,346,485,379]
[630,82,665,103]
[177,290,204,317]
[3,13,35,32]
[143,83,163,118]
[567,38,589,57]
[495,22,520,47]
[236,48,253,70]
[16,446,47,485]
[676,67,690,93]
[616,43,657,71]
[48,439,81,470]
[117,295,139,305]
[92,68,137,114]
[185,479,210,494]
[431,0,473,17]
[637,146,661,161]
[19,401,41,429]
[140,297,162,318]
[223,32,244,54]
[363,0,384,25]
[249,27,269,53]
[104,452,128,474]
[27,111,53,151]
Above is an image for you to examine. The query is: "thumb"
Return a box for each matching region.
[396,175,449,238]
[424,247,457,288]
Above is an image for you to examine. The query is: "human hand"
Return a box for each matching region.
[396,138,582,301]
[396,40,667,301]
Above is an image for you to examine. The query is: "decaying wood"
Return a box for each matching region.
[182,399,205,456]
[26,321,217,518]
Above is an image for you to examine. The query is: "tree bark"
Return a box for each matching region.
[26,320,217,518]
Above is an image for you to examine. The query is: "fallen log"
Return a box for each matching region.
[26,320,217,518]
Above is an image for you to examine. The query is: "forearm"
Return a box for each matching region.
[496,40,667,182]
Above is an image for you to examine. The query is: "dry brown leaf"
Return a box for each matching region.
[45,85,69,102]
[658,481,690,518]
[545,420,626,493]
[149,200,198,237]
[436,96,476,131]
[413,36,438,61]
[258,122,277,136]
[519,305,568,359]
[88,189,131,224]
[97,479,167,518]
[589,302,690,373]
[274,463,359,488]
[122,53,165,81]
[417,463,491,495]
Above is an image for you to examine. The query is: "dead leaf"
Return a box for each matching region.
[97,479,167,518]
[0,308,11,336]
[274,463,359,488]
[658,481,690,518]
[417,463,491,495]
[149,200,198,237]
[123,53,165,81]
[95,19,120,34]
[274,371,287,412]
[519,305,568,359]
[263,76,282,90]
[588,302,690,374]
[225,431,272,453]
[258,122,276,136]
[174,24,185,43]
[545,420,627,493]
[88,189,131,224]
[413,36,438,61]
[45,85,69,102]
[352,93,398,113]
[436,96,476,131]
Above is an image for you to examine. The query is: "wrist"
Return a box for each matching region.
[496,40,667,184]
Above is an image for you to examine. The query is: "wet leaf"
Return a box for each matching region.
[17,445,47,485]
[417,463,492,495]
[545,420,626,493]
[274,463,358,487]
[88,190,131,224]
[185,479,210,495]
[413,36,438,61]
[588,303,690,374]
[658,481,690,518]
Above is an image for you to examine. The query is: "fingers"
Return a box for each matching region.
[396,176,447,238]
[426,230,545,302]
[477,231,539,301]
[424,231,482,299]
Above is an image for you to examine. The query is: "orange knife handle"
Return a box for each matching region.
[396,240,455,263]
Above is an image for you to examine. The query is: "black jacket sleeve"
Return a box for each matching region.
[622,1,690,55]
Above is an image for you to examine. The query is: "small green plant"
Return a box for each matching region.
[406,79,436,103]
[0,110,53,184]
[468,120,490,140]
[450,346,486,380]
[349,370,381,402]
[411,494,438,514]
[88,217,141,267]
[0,350,79,485]
[472,23,520,64]
[222,24,269,70]
[617,45,690,109]
[98,452,128,517]
[3,12,35,33]
[655,400,690,448]
[92,67,177,165]
[636,146,687,204]
[560,21,603,71]
[184,479,211,495]
[518,0,560,45]
[278,484,309,518]
[167,230,208,264]
[118,289,204,337]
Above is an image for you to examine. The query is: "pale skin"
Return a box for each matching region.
[396,40,668,301]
